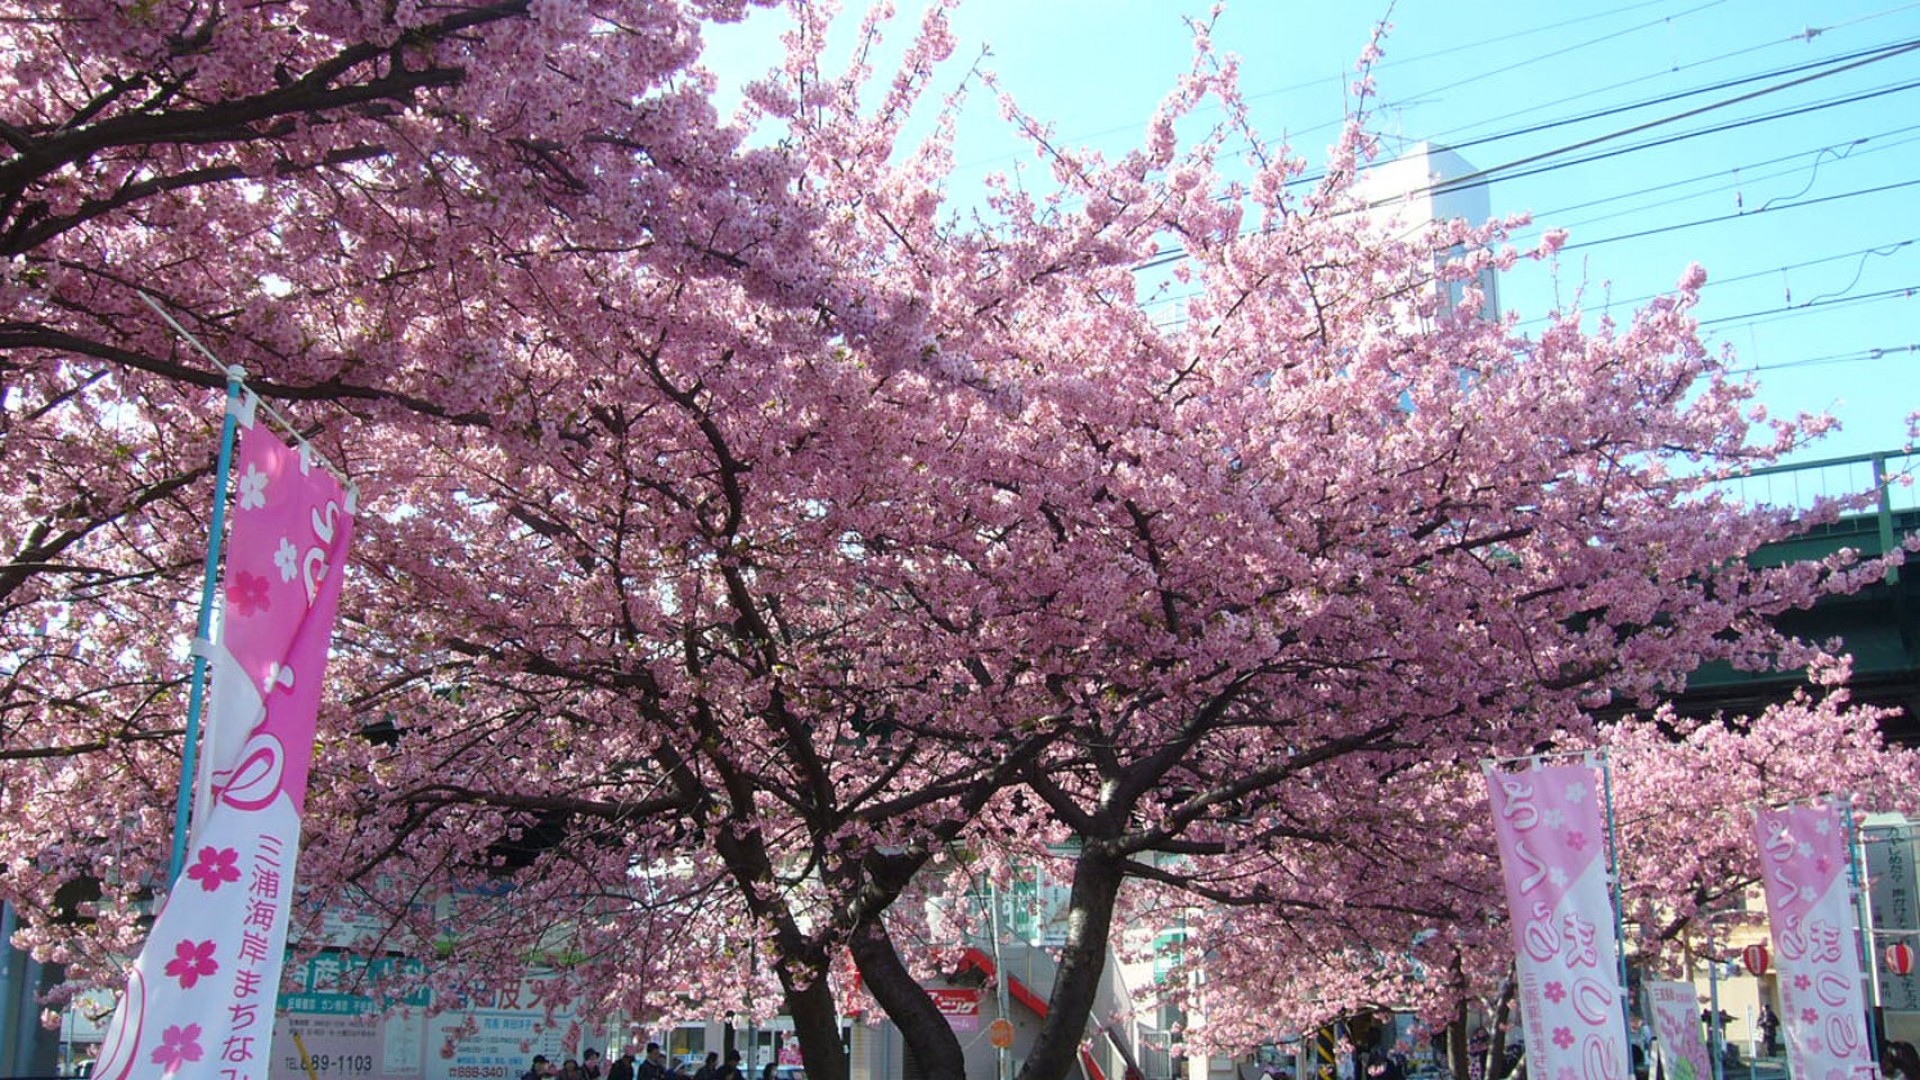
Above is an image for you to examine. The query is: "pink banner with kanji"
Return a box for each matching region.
[1753,801,1876,1080]
[1484,760,1630,1080]
[1646,980,1711,1080]
[97,422,354,1080]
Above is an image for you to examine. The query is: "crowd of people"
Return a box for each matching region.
[523,1044,759,1080]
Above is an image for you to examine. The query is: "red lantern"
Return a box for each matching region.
[1887,942,1915,977]
[1742,943,1771,976]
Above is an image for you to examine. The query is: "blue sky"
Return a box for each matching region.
[703,1,1919,492]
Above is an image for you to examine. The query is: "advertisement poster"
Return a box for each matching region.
[1646,981,1712,1080]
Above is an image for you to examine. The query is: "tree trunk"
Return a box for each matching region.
[851,918,968,1080]
[1486,976,1516,1080]
[1017,847,1128,1080]
[779,954,850,1080]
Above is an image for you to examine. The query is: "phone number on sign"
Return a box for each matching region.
[284,1053,377,1074]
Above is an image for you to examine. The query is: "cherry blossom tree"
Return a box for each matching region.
[1,6,1909,1080]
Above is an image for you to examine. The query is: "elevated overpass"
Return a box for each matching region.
[1671,449,1920,740]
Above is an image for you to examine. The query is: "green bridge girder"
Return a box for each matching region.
[1672,449,1920,740]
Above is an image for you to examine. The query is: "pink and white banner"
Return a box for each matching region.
[1484,760,1630,1080]
[98,422,355,1080]
[1645,980,1712,1080]
[1753,801,1876,1080]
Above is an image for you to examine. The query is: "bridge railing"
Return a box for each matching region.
[1718,448,1919,518]
[1716,448,1918,581]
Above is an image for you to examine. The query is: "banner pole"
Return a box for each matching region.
[1845,798,1885,1063]
[1600,754,1634,1055]
[166,366,247,887]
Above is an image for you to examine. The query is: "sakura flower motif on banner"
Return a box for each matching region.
[226,571,271,618]
[274,537,299,582]
[236,465,267,510]
[184,845,240,892]
[162,939,218,989]
[150,1023,204,1076]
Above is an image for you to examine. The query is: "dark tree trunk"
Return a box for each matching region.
[851,918,967,1080]
[1486,976,1516,1080]
[1017,846,1128,1080]
[780,958,850,1080]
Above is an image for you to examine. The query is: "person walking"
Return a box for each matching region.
[1759,1006,1780,1058]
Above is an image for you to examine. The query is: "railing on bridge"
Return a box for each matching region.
[1719,447,1919,578]
[1721,448,1919,517]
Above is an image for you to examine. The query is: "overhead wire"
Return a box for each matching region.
[1129,39,1920,274]
[1558,175,1920,252]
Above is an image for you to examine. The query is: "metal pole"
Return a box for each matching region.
[992,880,1012,1080]
[1873,455,1899,585]
[0,903,15,1072]
[1845,800,1884,1061]
[1600,755,1634,1054]
[167,367,246,887]
[1706,924,1726,1080]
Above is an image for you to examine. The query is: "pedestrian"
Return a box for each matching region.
[1884,1040,1920,1080]
[523,1056,552,1080]
[638,1045,670,1080]
[584,1049,605,1079]
[1758,1006,1780,1058]
[695,1052,720,1080]
[609,1049,638,1080]
[719,1050,746,1080]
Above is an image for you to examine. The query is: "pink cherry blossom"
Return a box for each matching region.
[2,6,1917,1080]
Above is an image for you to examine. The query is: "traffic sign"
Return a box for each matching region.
[989,1018,1016,1049]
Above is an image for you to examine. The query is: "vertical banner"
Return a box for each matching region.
[1484,760,1630,1080]
[1753,801,1877,1080]
[1861,823,1920,1011]
[97,422,355,1080]
[1646,981,1712,1080]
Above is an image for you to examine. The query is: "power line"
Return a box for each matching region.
[1420,1,1920,148]
[1524,123,1920,226]
[1560,176,1920,251]
[1415,41,1920,201]
[1700,282,1920,329]
[1277,34,1920,194]
[1740,343,1920,374]
[1509,238,1920,325]
[1132,45,1920,274]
